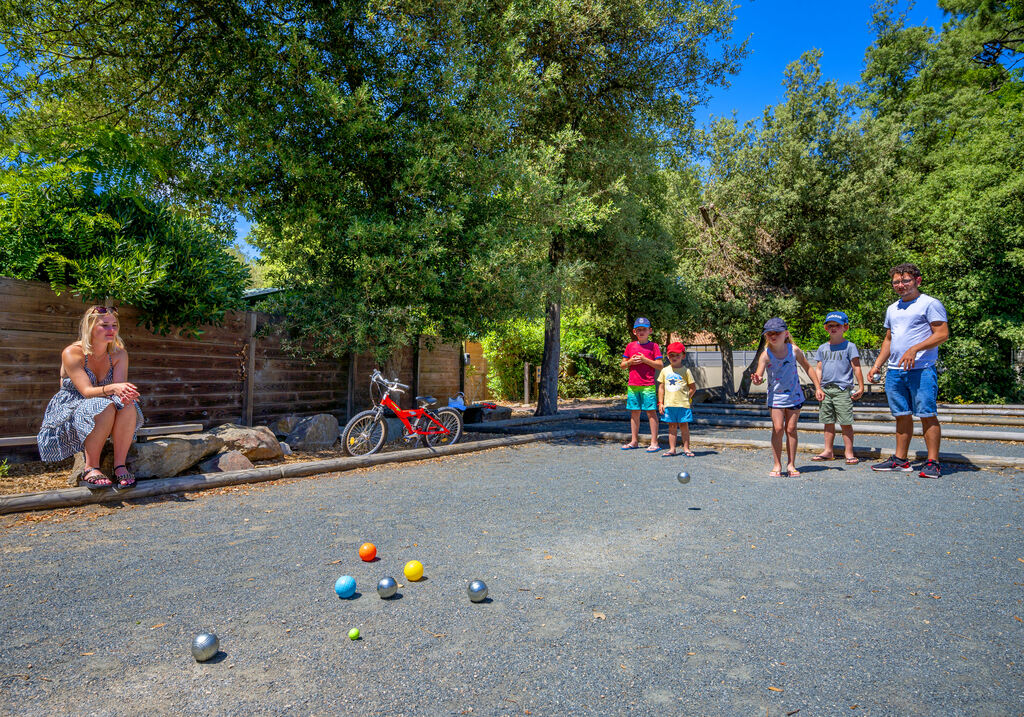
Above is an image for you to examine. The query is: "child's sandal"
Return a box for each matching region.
[113,464,136,489]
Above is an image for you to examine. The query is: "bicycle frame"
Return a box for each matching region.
[371,376,451,437]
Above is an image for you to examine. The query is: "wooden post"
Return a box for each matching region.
[346,352,356,421]
[242,311,257,426]
[412,336,421,406]
[524,362,530,404]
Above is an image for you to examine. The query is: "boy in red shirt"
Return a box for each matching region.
[619,317,663,452]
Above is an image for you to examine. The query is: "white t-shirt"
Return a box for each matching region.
[884,293,947,369]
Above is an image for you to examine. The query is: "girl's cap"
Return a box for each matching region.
[633,317,651,329]
[763,317,787,333]
[666,342,686,354]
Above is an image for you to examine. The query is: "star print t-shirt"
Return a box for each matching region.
[657,366,695,408]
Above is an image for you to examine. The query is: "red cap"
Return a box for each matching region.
[666,342,686,354]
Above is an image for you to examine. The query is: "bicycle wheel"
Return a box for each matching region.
[342,410,388,456]
[419,407,463,448]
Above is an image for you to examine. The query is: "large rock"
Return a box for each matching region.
[209,424,283,461]
[197,450,255,474]
[127,433,225,478]
[285,414,339,451]
[270,415,300,439]
[68,433,225,483]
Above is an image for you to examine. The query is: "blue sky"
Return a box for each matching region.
[235,0,947,251]
[703,0,945,126]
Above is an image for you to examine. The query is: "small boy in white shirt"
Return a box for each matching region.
[657,342,697,457]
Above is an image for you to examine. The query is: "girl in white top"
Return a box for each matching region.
[751,318,821,477]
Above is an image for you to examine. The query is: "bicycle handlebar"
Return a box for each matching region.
[370,370,409,393]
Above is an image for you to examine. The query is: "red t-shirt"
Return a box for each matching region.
[623,341,662,386]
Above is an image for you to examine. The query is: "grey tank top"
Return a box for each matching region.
[766,344,805,408]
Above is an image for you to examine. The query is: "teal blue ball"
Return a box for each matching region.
[334,575,356,598]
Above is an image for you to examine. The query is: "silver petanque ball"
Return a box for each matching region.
[191,632,220,662]
[677,471,691,484]
[467,579,488,603]
[377,576,398,599]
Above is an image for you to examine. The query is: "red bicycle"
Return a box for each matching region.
[341,369,464,456]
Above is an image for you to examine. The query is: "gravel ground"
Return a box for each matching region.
[1,439,1022,716]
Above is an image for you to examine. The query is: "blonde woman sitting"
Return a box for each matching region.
[37,305,144,488]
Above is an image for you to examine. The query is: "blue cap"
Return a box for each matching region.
[633,317,651,329]
[762,317,787,334]
[824,311,849,325]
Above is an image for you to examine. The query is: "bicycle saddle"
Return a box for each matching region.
[416,395,438,408]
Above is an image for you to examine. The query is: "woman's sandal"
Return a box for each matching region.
[113,464,136,490]
[79,467,112,489]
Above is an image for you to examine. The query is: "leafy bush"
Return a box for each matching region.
[0,150,250,333]
[481,308,625,400]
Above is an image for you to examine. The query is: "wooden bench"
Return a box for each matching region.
[0,423,205,449]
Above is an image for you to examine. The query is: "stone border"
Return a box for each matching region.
[0,431,575,515]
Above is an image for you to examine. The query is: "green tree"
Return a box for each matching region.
[507,0,746,415]
[862,0,1024,400]
[688,51,892,395]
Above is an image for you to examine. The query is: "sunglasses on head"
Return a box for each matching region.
[91,306,118,315]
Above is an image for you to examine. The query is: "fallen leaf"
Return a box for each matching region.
[686,652,696,656]
[544,555,553,560]
[786,711,801,716]
[620,664,627,670]
[1014,616,1022,623]
[80,652,94,656]
[535,596,543,600]
[327,560,342,565]
[768,686,783,692]
[593,611,606,620]
[150,623,166,629]
[1018,558,1024,564]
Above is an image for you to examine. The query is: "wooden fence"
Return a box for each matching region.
[0,278,462,447]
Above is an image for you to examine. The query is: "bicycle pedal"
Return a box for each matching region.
[402,433,418,442]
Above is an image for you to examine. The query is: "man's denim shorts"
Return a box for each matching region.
[885,365,938,417]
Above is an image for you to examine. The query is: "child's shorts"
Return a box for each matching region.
[819,385,854,425]
[661,407,692,424]
[626,385,658,411]
[885,366,938,417]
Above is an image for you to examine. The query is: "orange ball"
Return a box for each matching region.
[358,543,377,562]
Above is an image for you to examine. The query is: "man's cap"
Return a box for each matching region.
[762,317,788,334]
[824,311,849,325]
[633,317,651,329]
[666,341,686,354]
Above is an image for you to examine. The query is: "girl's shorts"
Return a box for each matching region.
[661,407,692,424]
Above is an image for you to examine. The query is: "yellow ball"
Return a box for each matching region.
[403,560,424,581]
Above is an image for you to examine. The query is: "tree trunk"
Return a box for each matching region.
[720,337,736,401]
[535,297,561,416]
[738,335,767,399]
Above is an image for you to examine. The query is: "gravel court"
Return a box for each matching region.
[0,440,1021,716]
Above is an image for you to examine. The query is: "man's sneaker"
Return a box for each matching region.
[871,455,912,472]
[918,460,942,479]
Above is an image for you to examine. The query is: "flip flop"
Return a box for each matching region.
[811,455,834,461]
[645,446,661,453]
[621,444,639,450]
[845,457,861,465]
[788,469,802,476]
[662,451,678,457]
[683,451,696,457]
[769,470,785,477]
